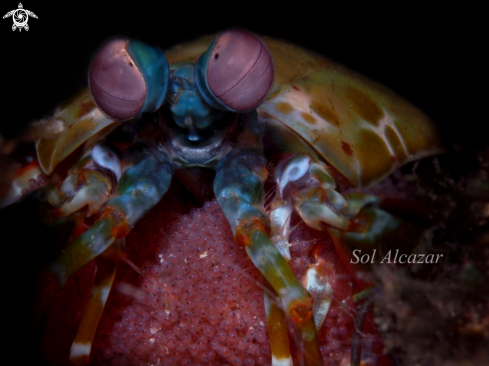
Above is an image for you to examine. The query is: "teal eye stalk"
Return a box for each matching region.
[89,38,169,121]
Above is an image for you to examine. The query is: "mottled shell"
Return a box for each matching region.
[165,34,443,187]
[37,34,443,187]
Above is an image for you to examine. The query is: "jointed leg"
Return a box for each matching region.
[69,243,119,364]
[272,152,423,366]
[214,148,323,366]
[50,143,173,286]
[47,142,173,362]
[264,280,293,366]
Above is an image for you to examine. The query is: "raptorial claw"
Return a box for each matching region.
[266,152,425,366]
[274,156,351,231]
[38,141,174,363]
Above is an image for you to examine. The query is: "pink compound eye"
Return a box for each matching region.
[89,37,169,121]
[89,38,145,121]
[195,29,275,112]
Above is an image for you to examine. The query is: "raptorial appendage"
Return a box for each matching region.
[271,151,421,261]
[40,142,173,363]
[267,151,424,363]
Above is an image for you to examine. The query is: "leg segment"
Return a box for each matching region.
[274,154,420,249]
[50,142,173,286]
[45,143,121,218]
[214,148,323,366]
[69,241,121,364]
[44,142,172,364]
[264,280,293,366]
[272,153,422,337]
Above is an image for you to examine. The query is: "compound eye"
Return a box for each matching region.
[89,38,169,121]
[196,29,275,112]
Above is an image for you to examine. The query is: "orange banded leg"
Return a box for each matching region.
[214,149,323,366]
[48,143,173,363]
[69,244,119,364]
[274,154,424,365]
[264,280,292,366]
[245,228,322,366]
[50,143,172,286]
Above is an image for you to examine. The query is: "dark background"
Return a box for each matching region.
[2,3,485,148]
[1,2,484,364]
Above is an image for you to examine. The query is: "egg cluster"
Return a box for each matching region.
[92,200,365,365]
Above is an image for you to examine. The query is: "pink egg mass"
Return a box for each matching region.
[80,194,384,366]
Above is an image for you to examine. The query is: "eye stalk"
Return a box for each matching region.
[195,29,275,113]
[89,38,169,121]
